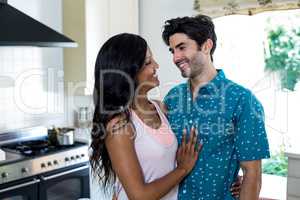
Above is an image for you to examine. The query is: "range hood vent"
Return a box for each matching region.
[0,0,77,47]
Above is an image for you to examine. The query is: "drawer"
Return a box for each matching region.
[287,195,300,200]
[288,158,300,178]
[287,176,300,197]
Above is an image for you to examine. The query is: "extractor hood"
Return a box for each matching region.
[0,0,77,47]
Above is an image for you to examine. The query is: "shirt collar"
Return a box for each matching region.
[187,69,226,95]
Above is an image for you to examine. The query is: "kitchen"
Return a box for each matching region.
[0,0,94,198]
[0,0,140,198]
[1,0,300,200]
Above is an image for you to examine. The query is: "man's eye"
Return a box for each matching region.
[179,46,185,50]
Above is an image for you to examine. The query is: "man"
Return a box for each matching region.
[162,15,270,200]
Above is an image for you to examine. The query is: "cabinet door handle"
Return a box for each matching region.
[0,179,40,193]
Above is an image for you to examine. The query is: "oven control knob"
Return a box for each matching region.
[21,168,29,173]
[47,162,52,166]
[1,172,8,178]
[76,155,80,159]
[53,160,58,165]
[41,163,46,168]
[81,154,85,157]
[71,156,75,160]
[65,157,69,162]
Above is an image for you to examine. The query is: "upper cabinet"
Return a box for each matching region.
[63,0,139,95]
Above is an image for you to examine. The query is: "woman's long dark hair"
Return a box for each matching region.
[90,33,147,190]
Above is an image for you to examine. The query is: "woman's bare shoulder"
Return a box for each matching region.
[105,113,135,141]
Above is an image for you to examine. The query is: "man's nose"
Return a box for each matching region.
[173,51,182,63]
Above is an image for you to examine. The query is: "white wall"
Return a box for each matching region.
[139,0,196,100]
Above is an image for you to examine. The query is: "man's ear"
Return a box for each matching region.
[202,39,213,55]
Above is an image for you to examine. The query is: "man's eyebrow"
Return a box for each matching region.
[175,42,185,49]
[169,42,185,52]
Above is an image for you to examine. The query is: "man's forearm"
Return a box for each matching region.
[239,170,261,200]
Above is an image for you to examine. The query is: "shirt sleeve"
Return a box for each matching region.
[163,97,170,111]
[234,91,270,161]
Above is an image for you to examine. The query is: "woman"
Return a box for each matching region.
[90,33,240,200]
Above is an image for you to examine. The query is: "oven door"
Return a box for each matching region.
[0,178,39,200]
[39,164,90,200]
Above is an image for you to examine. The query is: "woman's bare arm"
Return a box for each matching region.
[105,116,200,200]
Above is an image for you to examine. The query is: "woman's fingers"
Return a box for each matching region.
[193,140,203,161]
[231,187,240,198]
[176,127,202,173]
[230,175,243,190]
[192,130,198,151]
[176,145,181,155]
[232,193,239,198]
[181,127,202,157]
[196,140,203,153]
[230,179,242,198]
[187,127,195,152]
[181,129,187,153]
[230,184,241,192]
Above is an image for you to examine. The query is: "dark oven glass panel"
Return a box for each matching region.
[47,179,81,200]
[0,178,39,200]
[39,164,90,200]
[1,196,28,200]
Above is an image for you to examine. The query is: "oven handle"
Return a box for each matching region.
[40,165,89,181]
[0,178,40,193]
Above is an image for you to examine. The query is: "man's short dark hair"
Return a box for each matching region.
[162,15,217,61]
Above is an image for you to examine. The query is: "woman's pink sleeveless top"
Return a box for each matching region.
[114,100,178,200]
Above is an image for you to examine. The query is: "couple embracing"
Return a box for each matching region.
[90,15,270,200]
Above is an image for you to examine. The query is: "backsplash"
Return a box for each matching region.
[0,0,68,132]
[0,0,94,133]
[0,47,65,132]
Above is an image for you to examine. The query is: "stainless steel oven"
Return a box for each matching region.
[39,164,90,200]
[0,164,90,200]
[0,127,90,200]
[0,177,39,200]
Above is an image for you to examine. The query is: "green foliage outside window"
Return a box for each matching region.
[263,17,299,177]
[264,26,300,91]
[262,150,288,177]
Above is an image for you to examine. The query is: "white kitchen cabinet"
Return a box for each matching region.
[63,0,139,95]
[286,152,300,200]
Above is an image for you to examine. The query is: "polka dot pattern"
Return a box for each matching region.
[164,70,270,200]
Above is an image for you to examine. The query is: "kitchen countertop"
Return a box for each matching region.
[285,146,300,159]
[285,151,300,159]
[0,150,24,166]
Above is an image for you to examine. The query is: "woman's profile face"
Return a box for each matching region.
[135,47,160,92]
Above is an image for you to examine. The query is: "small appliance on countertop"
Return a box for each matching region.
[48,126,75,146]
[74,106,93,144]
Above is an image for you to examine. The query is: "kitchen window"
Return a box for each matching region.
[213,9,300,199]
